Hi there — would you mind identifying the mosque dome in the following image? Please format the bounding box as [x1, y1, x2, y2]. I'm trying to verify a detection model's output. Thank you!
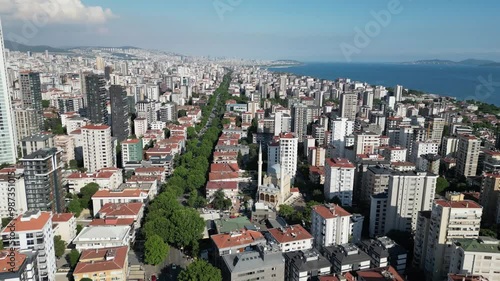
[268, 164, 281, 176]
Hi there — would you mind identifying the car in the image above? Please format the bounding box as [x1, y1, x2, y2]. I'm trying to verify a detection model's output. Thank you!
[171, 264, 177, 270]
[151, 275, 157, 281]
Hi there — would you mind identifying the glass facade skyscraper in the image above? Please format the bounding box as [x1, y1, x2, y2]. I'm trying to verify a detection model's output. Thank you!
[0, 20, 17, 164]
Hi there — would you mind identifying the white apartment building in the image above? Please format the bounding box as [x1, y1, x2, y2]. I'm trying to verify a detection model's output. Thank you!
[82, 124, 115, 173]
[449, 237, 500, 281]
[0, 169, 27, 219]
[330, 116, 354, 158]
[66, 167, 123, 194]
[410, 141, 439, 170]
[54, 135, 75, 165]
[150, 121, 166, 130]
[52, 213, 77, 244]
[0, 249, 39, 281]
[133, 117, 148, 137]
[91, 189, 149, 216]
[66, 117, 89, 134]
[382, 146, 407, 162]
[385, 171, 437, 233]
[354, 132, 381, 155]
[267, 224, 313, 253]
[1, 211, 56, 281]
[267, 133, 298, 178]
[324, 158, 355, 206]
[456, 134, 481, 178]
[311, 204, 359, 248]
[421, 196, 482, 281]
[73, 225, 131, 251]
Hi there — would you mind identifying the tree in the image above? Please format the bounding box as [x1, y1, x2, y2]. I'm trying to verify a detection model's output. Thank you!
[187, 127, 197, 139]
[278, 205, 295, 219]
[178, 109, 187, 118]
[479, 228, 497, 238]
[144, 234, 170, 265]
[67, 249, 80, 267]
[67, 197, 83, 217]
[178, 260, 222, 281]
[69, 159, 78, 169]
[54, 235, 66, 258]
[42, 100, 50, 108]
[80, 278, 93, 281]
[1, 218, 11, 228]
[212, 189, 232, 211]
[79, 183, 99, 210]
[436, 177, 450, 194]
[76, 224, 83, 235]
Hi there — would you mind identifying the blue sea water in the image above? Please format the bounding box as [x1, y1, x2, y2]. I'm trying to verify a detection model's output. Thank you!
[268, 62, 500, 105]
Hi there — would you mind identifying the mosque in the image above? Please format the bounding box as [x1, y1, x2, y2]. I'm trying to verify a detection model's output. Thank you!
[256, 144, 292, 209]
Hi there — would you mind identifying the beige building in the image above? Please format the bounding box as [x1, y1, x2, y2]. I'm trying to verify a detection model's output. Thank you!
[20, 133, 54, 157]
[14, 108, 40, 142]
[340, 93, 358, 121]
[449, 237, 500, 281]
[73, 246, 129, 281]
[480, 172, 500, 224]
[456, 135, 481, 178]
[82, 124, 115, 173]
[54, 135, 75, 165]
[52, 213, 77, 243]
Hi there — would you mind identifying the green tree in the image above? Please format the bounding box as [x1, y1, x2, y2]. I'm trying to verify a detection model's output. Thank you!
[79, 183, 99, 210]
[42, 100, 50, 108]
[67, 197, 83, 217]
[187, 127, 197, 139]
[67, 249, 80, 267]
[178, 260, 222, 281]
[436, 177, 450, 194]
[80, 278, 93, 281]
[278, 205, 295, 220]
[178, 109, 187, 118]
[69, 159, 78, 169]
[76, 224, 83, 235]
[144, 234, 170, 265]
[54, 235, 66, 258]
[1, 218, 12, 228]
[211, 189, 232, 211]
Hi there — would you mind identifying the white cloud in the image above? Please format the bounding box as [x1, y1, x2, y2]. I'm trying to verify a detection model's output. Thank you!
[0, 0, 117, 24]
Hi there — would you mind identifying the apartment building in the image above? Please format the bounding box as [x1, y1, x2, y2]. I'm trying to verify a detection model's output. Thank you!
[324, 158, 355, 206]
[82, 124, 116, 173]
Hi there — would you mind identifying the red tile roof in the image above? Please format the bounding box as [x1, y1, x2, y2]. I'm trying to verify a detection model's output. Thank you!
[211, 230, 264, 250]
[97, 203, 143, 217]
[435, 200, 482, 209]
[74, 246, 128, 274]
[89, 218, 135, 226]
[312, 204, 351, 219]
[122, 139, 141, 144]
[355, 266, 404, 281]
[268, 224, 313, 244]
[81, 124, 110, 130]
[210, 163, 239, 173]
[92, 189, 146, 198]
[209, 172, 239, 181]
[2, 212, 51, 233]
[206, 181, 238, 190]
[0, 251, 27, 273]
[52, 213, 74, 222]
[326, 158, 355, 168]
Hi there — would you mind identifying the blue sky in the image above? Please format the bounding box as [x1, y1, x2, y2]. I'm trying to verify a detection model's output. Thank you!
[1, 0, 499, 62]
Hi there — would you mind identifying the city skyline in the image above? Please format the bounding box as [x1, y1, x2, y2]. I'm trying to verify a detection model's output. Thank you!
[0, 0, 499, 62]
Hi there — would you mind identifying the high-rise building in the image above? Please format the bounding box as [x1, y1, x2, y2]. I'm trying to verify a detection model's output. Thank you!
[82, 124, 115, 172]
[311, 204, 360, 248]
[1, 211, 56, 281]
[394, 85, 403, 102]
[96, 56, 105, 71]
[415, 194, 482, 281]
[384, 171, 437, 233]
[456, 134, 481, 178]
[267, 133, 298, 178]
[121, 138, 143, 163]
[14, 108, 41, 144]
[0, 21, 17, 164]
[85, 74, 108, 124]
[354, 131, 381, 155]
[324, 158, 355, 206]
[363, 91, 374, 108]
[330, 116, 354, 158]
[292, 104, 319, 142]
[449, 237, 500, 281]
[409, 140, 439, 169]
[425, 116, 445, 142]
[159, 103, 177, 122]
[19, 72, 43, 131]
[480, 172, 500, 224]
[361, 165, 392, 205]
[20, 148, 65, 213]
[340, 93, 358, 120]
[54, 135, 75, 165]
[0, 168, 27, 218]
[110, 85, 130, 142]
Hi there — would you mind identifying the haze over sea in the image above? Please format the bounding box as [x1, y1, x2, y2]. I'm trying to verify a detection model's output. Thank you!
[269, 62, 500, 106]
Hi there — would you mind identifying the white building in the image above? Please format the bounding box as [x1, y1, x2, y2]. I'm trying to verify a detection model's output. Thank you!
[82, 124, 115, 173]
[73, 225, 131, 251]
[410, 140, 439, 169]
[324, 158, 355, 206]
[385, 171, 437, 233]
[417, 194, 483, 281]
[0, 21, 17, 164]
[354, 132, 381, 155]
[134, 117, 148, 137]
[449, 237, 500, 281]
[456, 134, 481, 178]
[330, 117, 354, 158]
[0, 249, 39, 281]
[91, 189, 149, 217]
[66, 167, 123, 194]
[311, 204, 360, 248]
[66, 117, 89, 134]
[267, 133, 298, 178]
[267, 224, 313, 253]
[0, 168, 27, 219]
[382, 146, 407, 162]
[1, 211, 56, 281]
[52, 213, 77, 244]
[150, 121, 166, 130]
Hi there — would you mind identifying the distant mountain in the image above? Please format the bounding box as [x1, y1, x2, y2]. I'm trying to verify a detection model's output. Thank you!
[67, 45, 141, 50]
[404, 58, 498, 66]
[4, 40, 69, 53]
[481, 62, 500, 67]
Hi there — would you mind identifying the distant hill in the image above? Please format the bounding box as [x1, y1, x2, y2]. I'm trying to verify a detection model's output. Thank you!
[481, 62, 500, 67]
[4, 40, 69, 53]
[404, 58, 498, 66]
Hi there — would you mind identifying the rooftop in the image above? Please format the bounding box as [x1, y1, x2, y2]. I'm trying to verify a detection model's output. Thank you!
[312, 204, 351, 219]
[214, 216, 253, 234]
[212, 230, 265, 250]
[75, 226, 130, 241]
[434, 199, 482, 209]
[0, 250, 26, 274]
[2, 211, 51, 233]
[326, 158, 355, 168]
[206, 181, 238, 190]
[81, 124, 110, 130]
[453, 237, 500, 254]
[268, 224, 313, 244]
[97, 202, 143, 217]
[92, 189, 147, 198]
[74, 246, 128, 274]
[52, 213, 74, 222]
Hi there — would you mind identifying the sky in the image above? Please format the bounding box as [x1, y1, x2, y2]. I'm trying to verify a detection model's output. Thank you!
[1, 0, 499, 62]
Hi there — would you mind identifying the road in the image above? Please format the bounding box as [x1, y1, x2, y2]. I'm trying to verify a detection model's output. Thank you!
[198, 90, 221, 136]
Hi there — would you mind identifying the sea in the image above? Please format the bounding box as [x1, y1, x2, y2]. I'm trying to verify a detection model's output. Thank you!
[268, 62, 500, 105]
